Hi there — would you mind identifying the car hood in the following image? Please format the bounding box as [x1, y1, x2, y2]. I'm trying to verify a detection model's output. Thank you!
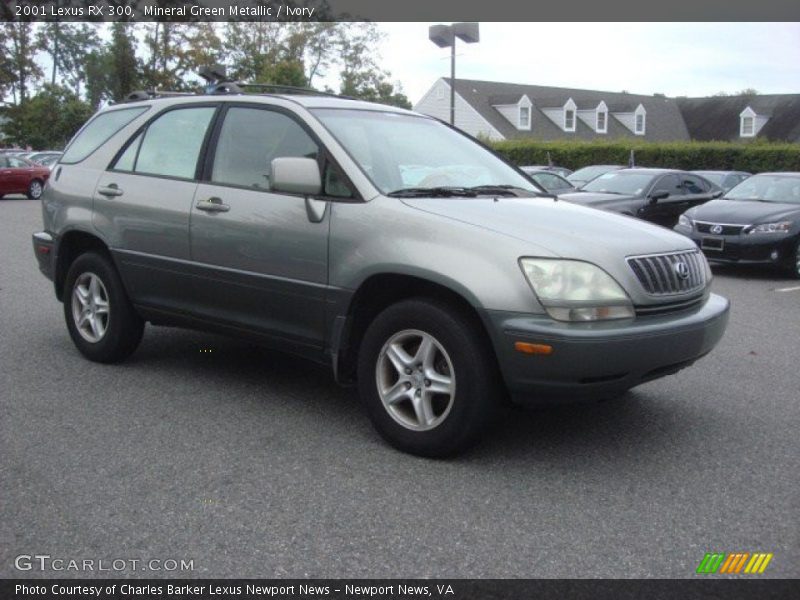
[400, 196, 694, 259]
[557, 191, 637, 205]
[688, 199, 800, 224]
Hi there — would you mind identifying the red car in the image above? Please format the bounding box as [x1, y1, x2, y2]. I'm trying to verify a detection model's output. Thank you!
[0, 155, 50, 199]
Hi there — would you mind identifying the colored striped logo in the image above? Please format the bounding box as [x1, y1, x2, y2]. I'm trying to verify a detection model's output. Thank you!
[696, 552, 773, 574]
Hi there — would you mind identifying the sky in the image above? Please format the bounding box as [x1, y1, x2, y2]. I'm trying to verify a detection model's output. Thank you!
[370, 23, 800, 105]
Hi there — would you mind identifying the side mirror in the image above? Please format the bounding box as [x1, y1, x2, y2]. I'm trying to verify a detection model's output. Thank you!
[712, 190, 724, 199]
[649, 190, 669, 203]
[271, 157, 322, 196]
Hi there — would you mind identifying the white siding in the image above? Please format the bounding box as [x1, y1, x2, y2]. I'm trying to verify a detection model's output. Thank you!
[754, 115, 769, 135]
[576, 109, 597, 130]
[541, 108, 563, 129]
[613, 112, 636, 132]
[414, 79, 504, 140]
[494, 104, 518, 126]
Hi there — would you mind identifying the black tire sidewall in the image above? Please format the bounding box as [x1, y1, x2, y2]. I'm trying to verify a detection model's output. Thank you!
[357, 298, 497, 457]
[63, 252, 143, 363]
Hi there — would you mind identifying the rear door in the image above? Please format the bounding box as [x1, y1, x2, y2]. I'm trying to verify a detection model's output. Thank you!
[0, 156, 11, 195]
[93, 104, 218, 312]
[188, 104, 333, 349]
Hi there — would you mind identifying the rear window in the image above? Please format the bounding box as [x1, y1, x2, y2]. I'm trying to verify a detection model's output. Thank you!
[61, 107, 148, 164]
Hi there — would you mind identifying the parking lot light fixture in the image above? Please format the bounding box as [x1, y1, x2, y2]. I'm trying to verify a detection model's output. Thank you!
[428, 22, 480, 125]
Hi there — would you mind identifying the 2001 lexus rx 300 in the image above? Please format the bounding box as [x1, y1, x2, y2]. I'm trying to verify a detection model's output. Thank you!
[32, 90, 729, 456]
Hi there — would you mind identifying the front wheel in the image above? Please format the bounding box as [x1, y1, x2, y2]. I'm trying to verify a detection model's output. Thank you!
[788, 242, 800, 279]
[357, 298, 500, 457]
[27, 179, 44, 200]
[63, 252, 144, 363]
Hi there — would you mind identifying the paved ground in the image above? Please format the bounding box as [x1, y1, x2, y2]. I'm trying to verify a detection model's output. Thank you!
[1, 196, 798, 579]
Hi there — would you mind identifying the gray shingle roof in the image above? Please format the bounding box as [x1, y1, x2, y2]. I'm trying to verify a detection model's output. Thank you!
[676, 94, 800, 142]
[450, 78, 691, 141]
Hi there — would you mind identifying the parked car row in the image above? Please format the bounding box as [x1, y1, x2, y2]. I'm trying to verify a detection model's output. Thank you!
[523, 163, 798, 278]
[0, 154, 51, 199]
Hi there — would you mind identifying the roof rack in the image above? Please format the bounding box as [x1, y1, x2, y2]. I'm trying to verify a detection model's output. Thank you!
[119, 66, 356, 103]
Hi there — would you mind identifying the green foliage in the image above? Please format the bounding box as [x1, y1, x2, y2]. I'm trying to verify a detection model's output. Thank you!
[1, 84, 92, 149]
[490, 139, 800, 173]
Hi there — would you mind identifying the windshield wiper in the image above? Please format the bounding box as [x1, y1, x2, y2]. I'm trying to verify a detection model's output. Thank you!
[465, 185, 526, 196]
[386, 186, 478, 198]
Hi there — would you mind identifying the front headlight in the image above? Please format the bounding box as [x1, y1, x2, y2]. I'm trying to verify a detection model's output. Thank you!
[520, 258, 635, 322]
[747, 221, 792, 234]
[678, 214, 693, 229]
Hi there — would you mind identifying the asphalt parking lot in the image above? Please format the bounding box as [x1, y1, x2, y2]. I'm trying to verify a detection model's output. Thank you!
[1, 195, 798, 579]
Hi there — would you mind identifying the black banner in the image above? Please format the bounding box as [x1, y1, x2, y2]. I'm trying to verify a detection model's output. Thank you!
[2, 580, 799, 600]
[2, 0, 800, 22]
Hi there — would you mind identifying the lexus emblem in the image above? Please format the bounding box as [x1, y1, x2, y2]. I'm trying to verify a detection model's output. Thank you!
[710, 224, 723, 234]
[675, 261, 690, 280]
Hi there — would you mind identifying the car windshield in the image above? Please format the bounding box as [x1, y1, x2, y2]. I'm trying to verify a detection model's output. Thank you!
[568, 165, 617, 183]
[580, 171, 654, 195]
[725, 174, 800, 204]
[311, 109, 538, 195]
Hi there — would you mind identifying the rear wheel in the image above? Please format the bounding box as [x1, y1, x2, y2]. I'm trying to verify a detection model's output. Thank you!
[63, 252, 144, 363]
[357, 298, 499, 457]
[27, 179, 44, 200]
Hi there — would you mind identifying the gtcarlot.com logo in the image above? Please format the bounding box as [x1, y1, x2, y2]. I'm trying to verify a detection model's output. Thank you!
[14, 554, 194, 572]
[696, 552, 773, 574]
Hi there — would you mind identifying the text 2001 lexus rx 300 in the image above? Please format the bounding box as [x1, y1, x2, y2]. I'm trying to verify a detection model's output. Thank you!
[32, 91, 730, 456]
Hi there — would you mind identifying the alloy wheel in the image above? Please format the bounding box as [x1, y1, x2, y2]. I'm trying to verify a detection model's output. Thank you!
[71, 272, 110, 343]
[375, 329, 456, 431]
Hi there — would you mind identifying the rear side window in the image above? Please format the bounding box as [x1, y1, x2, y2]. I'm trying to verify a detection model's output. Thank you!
[112, 107, 216, 180]
[211, 107, 318, 191]
[61, 107, 148, 164]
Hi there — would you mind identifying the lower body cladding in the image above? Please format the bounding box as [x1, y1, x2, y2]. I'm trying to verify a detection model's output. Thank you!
[483, 293, 729, 404]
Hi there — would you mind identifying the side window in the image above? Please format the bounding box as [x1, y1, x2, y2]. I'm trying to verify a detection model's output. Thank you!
[61, 107, 148, 164]
[0, 156, 7, 168]
[112, 132, 143, 172]
[134, 107, 216, 179]
[211, 107, 319, 191]
[324, 164, 353, 198]
[651, 174, 681, 197]
[8, 157, 28, 168]
[681, 175, 706, 194]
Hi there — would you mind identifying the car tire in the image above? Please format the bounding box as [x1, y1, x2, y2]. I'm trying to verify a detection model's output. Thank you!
[27, 179, 44, 200]
[63, 252, 144, 363]
[357, 298, 499, 457]
[788, 241, 800, 279]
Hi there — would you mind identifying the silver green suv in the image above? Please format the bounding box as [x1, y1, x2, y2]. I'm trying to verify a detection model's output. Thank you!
[32, 91, 729, 456]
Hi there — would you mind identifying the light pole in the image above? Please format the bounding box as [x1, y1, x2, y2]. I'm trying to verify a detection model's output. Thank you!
[428, 23, 480, 126]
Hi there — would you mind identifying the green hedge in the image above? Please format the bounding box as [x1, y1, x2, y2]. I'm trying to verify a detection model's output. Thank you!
[490, 139, 800, 173]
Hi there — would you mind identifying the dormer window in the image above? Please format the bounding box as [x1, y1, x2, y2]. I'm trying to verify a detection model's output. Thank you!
[519, 106, 530, 129]
[634, 105, 646, 135]
[740, 107, 757, 137]
[596, 110, 607, 133]
[564, 109, 575, 131]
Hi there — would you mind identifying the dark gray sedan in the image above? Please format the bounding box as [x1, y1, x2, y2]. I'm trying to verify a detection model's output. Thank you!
[559, 168, 723, 228]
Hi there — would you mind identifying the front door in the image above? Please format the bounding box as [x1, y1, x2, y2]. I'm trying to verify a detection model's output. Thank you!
[188, 105, 330, 349]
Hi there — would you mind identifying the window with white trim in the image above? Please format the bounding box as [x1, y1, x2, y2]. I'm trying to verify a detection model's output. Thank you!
[741, 116, 755, 137]
[519, 106, 530, 129]
[596, 111, 607, 133]
[565, 109, 575, 131]
[635, 113, 645, 134]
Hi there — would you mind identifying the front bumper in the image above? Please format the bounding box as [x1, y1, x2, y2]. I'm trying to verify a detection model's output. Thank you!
[32, 231, 55, 281]
[676, 226, 797, 266]
[483, 293, 729, 403]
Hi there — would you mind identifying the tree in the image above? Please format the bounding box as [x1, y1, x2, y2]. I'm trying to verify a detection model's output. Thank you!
[1, 84, 92, 149]
[2, 23, 43, 104]
[337, 24, 411, 108]
[37, 23, 100, 96]
[108, 23, 140, 102]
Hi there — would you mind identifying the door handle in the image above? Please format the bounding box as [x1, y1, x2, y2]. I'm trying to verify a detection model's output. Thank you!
[98, 184, 123, 197]
[196, 197, 230, 213]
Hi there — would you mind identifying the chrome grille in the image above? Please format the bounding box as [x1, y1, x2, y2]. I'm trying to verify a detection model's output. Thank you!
[627, 250, 706, 296]
[695, 221, 746, 235]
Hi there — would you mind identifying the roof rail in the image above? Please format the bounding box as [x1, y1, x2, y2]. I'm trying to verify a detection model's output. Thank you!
[121, 89, 195, 103]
